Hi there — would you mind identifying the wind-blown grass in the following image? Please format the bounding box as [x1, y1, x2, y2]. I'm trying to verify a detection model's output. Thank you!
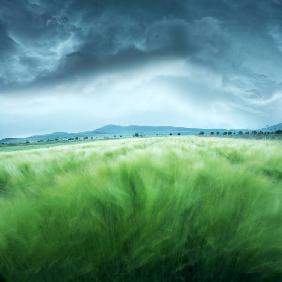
[0, 137, 282, 281]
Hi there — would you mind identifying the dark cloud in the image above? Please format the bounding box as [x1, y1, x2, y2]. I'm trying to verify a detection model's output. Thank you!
[0, 0, 281, 93]
[0, 0, 281, 136]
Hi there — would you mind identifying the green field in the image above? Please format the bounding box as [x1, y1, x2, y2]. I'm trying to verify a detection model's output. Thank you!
[0, 137, 282, 281]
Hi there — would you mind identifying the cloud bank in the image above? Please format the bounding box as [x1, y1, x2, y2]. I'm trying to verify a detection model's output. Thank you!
[0, 0, 282, 137]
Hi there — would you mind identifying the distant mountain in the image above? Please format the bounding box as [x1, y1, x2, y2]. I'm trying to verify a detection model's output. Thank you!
[263, 123, 282, 132]
[1, 123, 280, 144]
[93, 124, 214, 135]
[0, 124, 226, 144]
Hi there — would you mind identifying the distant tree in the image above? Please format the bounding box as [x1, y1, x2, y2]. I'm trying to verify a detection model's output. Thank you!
[210, 132, 214, 135]
[228, 131, 232, 135]
[169, 133, 173, 136]
[216, 132, 220, 135]
[245, 131, 250, 135]
[199, 131, 204, 135]
[134, 133, 139, 137]
[25, 140, 30, 144]
[84, 136, 88, 140]
[75, 137, 79, 140]
[114, 135, 116, 138]
[120, 135, 123, 138]
[177, 133, 181, 136]
[252, 131, 257, 135]
[238, 131, 243, 135]
[275, 130, 282, 134]
[223, 132, 227, 135]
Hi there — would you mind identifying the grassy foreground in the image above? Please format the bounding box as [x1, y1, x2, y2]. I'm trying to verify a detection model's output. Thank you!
[0, 137, 282, 281]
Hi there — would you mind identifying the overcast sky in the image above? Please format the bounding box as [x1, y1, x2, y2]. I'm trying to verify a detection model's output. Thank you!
[0, 0, 282, 138]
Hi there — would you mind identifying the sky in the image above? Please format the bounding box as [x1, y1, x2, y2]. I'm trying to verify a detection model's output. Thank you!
[0, 0, 282, 138]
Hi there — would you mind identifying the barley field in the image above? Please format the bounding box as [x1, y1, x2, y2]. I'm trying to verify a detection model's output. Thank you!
[0, 137, 282, 281]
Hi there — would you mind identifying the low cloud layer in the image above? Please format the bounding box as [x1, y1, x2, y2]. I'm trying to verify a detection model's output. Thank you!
[0, 0, 282, 137]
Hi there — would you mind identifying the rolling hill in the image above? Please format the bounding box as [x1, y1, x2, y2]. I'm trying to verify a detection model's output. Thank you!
[1, 123, 281, 144]
[263, 123, 282, 132]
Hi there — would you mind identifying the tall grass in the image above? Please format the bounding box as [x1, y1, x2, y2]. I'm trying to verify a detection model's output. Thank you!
[0, 137, 282, 281]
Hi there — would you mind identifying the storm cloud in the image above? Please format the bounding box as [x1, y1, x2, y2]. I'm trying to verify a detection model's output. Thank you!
[0, 0, 282, 137]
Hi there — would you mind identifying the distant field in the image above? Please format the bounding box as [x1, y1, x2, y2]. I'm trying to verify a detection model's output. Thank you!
[0, 137, 282, 281]
[0, 142, 67, 152]
[0, 139, 97, 153]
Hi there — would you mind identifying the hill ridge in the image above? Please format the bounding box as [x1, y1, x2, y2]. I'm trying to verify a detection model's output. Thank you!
[1, 123, 281, 144]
